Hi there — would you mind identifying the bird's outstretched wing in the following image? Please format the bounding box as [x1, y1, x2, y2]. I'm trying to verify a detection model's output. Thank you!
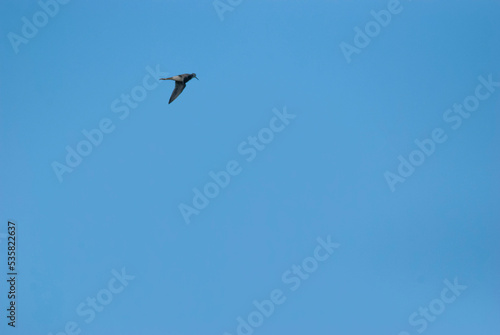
[169, 81, 186, 104]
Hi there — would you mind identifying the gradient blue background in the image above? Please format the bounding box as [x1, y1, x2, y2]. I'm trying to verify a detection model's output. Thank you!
[1, 1, 499, 334]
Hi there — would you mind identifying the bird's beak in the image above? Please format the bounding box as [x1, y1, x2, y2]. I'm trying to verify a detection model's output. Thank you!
[195, 76, 199, 80]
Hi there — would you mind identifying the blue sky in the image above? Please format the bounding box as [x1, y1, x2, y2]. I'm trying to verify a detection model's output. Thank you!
[1, 1, 499, 334]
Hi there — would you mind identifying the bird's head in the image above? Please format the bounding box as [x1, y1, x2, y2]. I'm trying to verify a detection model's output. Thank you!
[192, 73, 199, 80]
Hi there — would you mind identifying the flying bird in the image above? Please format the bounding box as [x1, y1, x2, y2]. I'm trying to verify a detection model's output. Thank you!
[160, 73, 198, 104]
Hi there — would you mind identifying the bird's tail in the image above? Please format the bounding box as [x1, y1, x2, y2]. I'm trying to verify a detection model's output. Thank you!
[159, 77, 173, 80]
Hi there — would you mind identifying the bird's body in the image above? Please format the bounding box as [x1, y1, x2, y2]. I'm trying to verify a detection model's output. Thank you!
[160, 73, 198, 104]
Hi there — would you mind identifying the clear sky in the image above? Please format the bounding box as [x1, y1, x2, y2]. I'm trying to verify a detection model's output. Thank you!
[1, 1, 499, 334]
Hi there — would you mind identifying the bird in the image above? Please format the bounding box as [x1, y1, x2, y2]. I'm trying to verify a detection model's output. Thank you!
[160, 73, 198, 104]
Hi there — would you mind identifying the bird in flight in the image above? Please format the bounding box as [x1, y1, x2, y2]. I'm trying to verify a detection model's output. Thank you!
[160, 73, 198, 104]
